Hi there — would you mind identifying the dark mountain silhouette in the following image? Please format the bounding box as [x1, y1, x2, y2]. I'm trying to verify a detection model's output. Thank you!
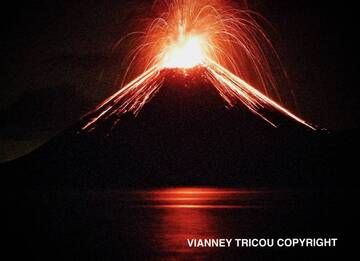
[0, 84, 91, 136]
[0, 84, 94, 162]
[1, 68, 356, 189]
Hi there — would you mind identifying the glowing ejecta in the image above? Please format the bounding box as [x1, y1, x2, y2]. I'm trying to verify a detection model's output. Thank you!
[82, 0, 315, 131]
[161, 23, 205, 69]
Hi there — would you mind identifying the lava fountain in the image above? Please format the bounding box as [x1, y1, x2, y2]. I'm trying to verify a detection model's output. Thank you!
[82, 0, 315, 131]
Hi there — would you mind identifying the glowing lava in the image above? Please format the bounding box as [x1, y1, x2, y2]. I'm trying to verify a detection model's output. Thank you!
[162, 35, 204, 69]
[82, 0, 315, 131]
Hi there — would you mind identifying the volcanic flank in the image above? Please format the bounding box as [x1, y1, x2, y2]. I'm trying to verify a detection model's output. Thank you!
[81, 65, 315, 132]
[2, 67, 342, 189]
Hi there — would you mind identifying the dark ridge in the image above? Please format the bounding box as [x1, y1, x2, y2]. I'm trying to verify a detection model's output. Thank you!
[0, 84, 91, 137]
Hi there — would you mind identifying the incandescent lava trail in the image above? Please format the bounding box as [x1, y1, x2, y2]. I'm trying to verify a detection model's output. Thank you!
[82, 0, 315, 131]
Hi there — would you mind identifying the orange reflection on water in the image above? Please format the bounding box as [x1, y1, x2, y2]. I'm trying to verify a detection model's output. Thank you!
[156, 205, 217, 256]
[131, 187, 264, 257]
[135, 187, 261, 209]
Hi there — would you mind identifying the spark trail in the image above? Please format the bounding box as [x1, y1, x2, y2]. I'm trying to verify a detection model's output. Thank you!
[205, 59, 315, 129]
[83, 65, 163, 131]
[82, 0, 315, 131]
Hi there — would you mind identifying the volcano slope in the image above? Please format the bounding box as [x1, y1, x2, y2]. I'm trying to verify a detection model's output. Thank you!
[1, 67, 353, 189]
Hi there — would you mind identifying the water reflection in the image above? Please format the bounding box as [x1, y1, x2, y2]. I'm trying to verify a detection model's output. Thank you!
[135, 187, 263, 209]
[126, 188, 267, 259]
[34, 187, 338, 260]
[22, 188, 338, 260]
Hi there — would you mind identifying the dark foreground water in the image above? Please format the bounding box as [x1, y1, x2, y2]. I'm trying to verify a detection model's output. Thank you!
[11, 187, 349, 260]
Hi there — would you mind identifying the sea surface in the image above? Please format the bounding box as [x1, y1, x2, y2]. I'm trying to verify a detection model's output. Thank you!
[15, 187, 346, 260]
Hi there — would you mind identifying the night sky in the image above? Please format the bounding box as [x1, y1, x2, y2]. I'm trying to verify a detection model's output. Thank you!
[1, 0, 359, 161]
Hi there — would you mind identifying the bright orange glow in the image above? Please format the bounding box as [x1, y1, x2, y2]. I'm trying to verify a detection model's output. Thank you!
[82, 0, 315, 131]
[117, 0, 283, 96]
[135, 187, 262, 208]
[162, 34, 204, 68]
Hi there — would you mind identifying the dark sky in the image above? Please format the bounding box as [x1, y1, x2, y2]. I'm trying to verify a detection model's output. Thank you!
[1, 0, 359, 160]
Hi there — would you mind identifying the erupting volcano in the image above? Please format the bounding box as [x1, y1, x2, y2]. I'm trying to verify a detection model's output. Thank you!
[82, 0, 315, 131]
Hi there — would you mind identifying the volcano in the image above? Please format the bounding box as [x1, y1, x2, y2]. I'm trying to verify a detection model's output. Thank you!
[2, 67, 346, 189]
